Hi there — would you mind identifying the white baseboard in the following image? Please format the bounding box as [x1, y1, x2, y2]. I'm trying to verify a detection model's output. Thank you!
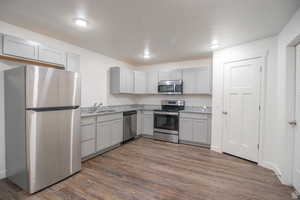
[0, 169, 6, 179]
[260, 161, 288, 185]
[210, 145, 222, 153]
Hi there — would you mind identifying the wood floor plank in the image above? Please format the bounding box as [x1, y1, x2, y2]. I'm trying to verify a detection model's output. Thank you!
[0, 138, 294, 200]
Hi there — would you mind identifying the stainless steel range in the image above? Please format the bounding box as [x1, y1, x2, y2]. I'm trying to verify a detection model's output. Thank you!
[154, 100, 185, 143]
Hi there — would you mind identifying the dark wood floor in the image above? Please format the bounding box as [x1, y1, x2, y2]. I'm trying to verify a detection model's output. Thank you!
[0, 138, 294, 200]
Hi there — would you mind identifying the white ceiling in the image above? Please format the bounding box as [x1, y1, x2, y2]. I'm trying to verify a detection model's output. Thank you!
[0, 0, 299, 65]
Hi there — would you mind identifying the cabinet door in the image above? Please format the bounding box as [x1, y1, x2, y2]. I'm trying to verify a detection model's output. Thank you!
[3, 35, 38, 60]
[80, 123, 96, 142]
[182, 68, 195, 94]
[66, 53, 80, 73]
[38, 45, 66, 65]
[158, 71, 171, 81]
[137, 111, 142, 135]
[182, 67, 211, 94]
[193, 119, 209, 144]
[159, 70, 182, 81]
[146, 71, 158, 94]
[111, 119, 123, 145]
[128, 70, 134, 93]
[170, 69, 182, 80]
[96, 121, 112, 151]
[120, 68, 134, 93]
[134, 71, 146, 93]
[81, 140, 96, 158]
[179, 118, 193, 141]
[142, 112, 153, 135]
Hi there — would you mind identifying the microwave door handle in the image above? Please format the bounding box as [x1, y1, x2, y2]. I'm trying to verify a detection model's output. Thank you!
[173, 84, 176, 92]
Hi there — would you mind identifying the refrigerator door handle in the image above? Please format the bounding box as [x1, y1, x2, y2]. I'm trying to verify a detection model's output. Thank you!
[27, 106, 80, 112]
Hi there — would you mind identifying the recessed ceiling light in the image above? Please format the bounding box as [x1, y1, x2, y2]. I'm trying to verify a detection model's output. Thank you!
[210, 44, 220, 50]
[143, 49, 151, 59]
[73, 18, 88, 28]
[210, 40, 220, 50]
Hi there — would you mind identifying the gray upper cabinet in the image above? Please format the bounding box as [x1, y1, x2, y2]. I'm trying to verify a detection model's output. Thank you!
[110, 66, 211, 95]
[3, 35, 38, 60]
[158, 69, 182, 81]
[182, 67, 211, 94]
[38, 45, 66, 66]
[146, 71, 159, 94]
[66, 53, 80, 73]
[134, 71, 147, 94]
[110, 67, 134, 94]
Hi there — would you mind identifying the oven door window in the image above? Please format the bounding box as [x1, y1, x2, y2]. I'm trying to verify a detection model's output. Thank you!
[158, 85, 174, 93]
[154, 114, 179, 131]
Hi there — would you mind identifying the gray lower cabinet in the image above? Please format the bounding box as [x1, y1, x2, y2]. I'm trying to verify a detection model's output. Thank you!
[111, 119, 123, 145]
[80, 117, 96, 158]
[179, 113, 211, 147]
[81, 113, 123, 159]
[142, 111, 154, 136]
[137, 110, 143, 135]
[96, 113, 123, 152]
[97, 121, 111, 151]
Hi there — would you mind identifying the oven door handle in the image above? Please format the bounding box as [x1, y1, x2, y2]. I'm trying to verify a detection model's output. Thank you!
[154, 112, 179, 116]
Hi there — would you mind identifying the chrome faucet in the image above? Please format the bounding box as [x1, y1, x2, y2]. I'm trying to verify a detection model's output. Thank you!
[91, 102, 103, 112]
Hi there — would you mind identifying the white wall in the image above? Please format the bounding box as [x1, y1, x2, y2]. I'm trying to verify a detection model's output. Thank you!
[277, 7, 300, 185]
[212, 37, 281, 178]
[0, 20, 136, 178]
[134, 59, 212, 106]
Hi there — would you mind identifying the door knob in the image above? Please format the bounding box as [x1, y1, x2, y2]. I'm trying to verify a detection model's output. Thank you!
[288, 121, 297, 126]
[222, 111, 228, 115]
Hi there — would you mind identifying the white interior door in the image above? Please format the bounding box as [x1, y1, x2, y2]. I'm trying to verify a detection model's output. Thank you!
[223, 59, 262, 162]
[294, 44, 300, 192]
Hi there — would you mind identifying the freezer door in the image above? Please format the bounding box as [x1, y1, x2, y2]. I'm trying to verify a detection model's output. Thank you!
[26, 65, 80, 109]
[26, 108, 81, 193]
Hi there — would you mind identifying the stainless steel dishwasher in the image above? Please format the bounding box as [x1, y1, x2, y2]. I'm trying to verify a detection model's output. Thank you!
[123, 111, 137, 142]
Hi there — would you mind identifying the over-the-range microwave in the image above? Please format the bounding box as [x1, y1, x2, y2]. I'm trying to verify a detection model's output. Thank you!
[158, 80, 183, 95]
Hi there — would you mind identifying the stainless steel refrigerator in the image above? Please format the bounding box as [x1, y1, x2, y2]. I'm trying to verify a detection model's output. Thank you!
[4, 65, 81, 193]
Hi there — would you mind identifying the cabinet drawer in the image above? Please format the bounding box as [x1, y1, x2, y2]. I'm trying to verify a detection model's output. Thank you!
[38, 45, 66, 65]
[81, 117, 96, 125]
[180, 112, 208, 120]
[143, 111, 153, 115]
[3, 35, 38, 60]
[81, 124, 95, 141]
[97, 113, 123, 122]
[81, 139, 96, 158]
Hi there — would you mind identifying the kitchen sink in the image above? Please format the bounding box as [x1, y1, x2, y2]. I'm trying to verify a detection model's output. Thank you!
[96, 109, 116, 113]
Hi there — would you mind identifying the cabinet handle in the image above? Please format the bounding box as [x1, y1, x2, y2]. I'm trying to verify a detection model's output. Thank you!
[288, 121, 297, 126]
[222, 111, 228, 115]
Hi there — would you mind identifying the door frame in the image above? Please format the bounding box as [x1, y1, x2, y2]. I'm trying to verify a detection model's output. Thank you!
[221, 53, 267, 166]
[287, 41, 300, 190]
